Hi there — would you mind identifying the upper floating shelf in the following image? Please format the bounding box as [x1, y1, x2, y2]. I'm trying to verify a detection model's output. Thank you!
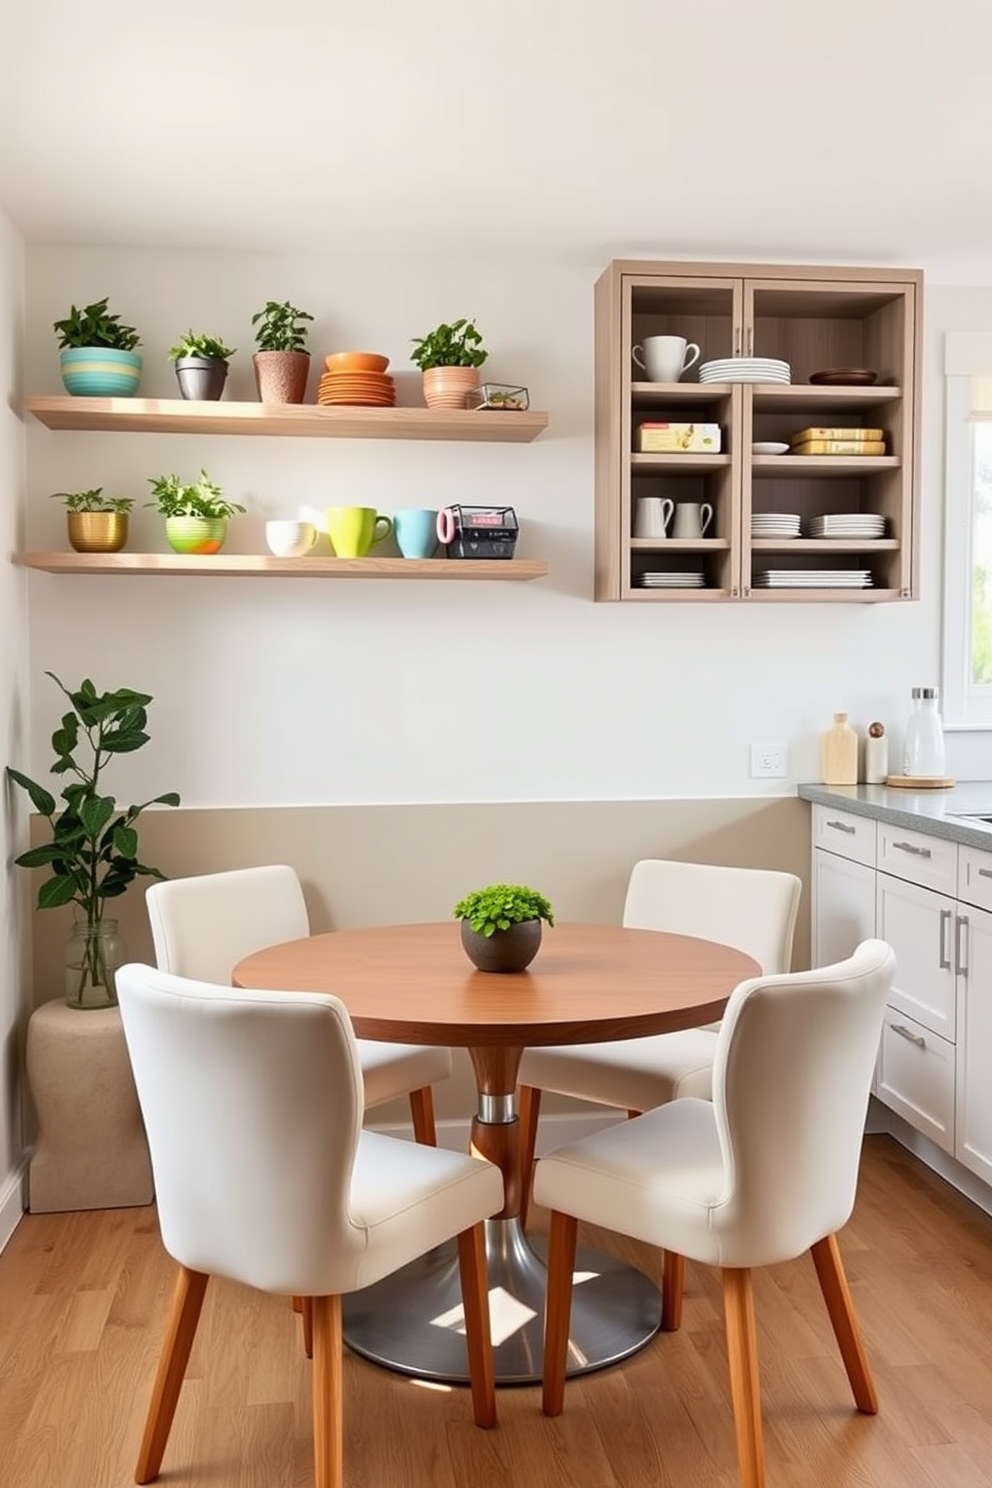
[22, 396, 550, 443]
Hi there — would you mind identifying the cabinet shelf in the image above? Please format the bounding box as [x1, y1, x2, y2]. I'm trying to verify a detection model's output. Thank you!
[23, 396, 550, 443]
[15, 552, 549, 580]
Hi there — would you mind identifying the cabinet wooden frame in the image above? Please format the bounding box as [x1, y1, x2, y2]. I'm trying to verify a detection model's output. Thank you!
[594, 259, 923, 603]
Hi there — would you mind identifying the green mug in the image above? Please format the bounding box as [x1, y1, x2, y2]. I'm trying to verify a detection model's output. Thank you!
[326, 506, 393, 558]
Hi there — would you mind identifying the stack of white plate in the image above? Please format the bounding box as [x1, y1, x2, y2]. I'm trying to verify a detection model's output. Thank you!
[808, 513, 886, 539]
[751, 512, 801, 539]
[754, 570, 873, 588]
[636, 571, 706, 589]
[699, 357, 791, 384]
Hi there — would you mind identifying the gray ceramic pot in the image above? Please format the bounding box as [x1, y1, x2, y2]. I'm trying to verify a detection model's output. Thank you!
[460, 918, 542, 973]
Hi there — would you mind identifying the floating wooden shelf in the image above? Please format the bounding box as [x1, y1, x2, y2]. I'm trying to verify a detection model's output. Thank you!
[15, 552, 549, 581]
[23, 396, 550, 443]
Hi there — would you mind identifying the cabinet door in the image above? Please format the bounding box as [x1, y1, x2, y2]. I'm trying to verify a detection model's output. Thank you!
[955, 906, 992, 1186]
[875, 873, 956, 1040]
[877, 1010, 955, 1153]
[812, 848, 876, 966]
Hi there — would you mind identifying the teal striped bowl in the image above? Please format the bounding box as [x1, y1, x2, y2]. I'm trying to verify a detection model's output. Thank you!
[60, 347, 142, 397]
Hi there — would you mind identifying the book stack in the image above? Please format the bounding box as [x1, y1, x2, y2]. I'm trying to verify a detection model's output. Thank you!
[790, 426, 886, 456]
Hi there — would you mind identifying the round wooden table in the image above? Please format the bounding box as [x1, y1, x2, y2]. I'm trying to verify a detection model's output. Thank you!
[233, 921, 758, 1384]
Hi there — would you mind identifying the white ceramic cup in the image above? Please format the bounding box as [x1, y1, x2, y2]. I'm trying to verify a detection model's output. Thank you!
[265, 519, 318, 557]
[631, 335, 702, 383]
[633, 495, 674, 539]
[671, 502, 713, 539]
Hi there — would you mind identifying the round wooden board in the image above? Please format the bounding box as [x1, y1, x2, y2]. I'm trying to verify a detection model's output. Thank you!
[885, 774, 956, 789]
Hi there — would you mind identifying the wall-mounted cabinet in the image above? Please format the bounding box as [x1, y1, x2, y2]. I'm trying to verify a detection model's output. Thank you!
[594, 259, 922, 602]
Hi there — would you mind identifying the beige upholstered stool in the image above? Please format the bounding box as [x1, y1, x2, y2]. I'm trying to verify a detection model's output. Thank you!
[26, 998, 153, 1212]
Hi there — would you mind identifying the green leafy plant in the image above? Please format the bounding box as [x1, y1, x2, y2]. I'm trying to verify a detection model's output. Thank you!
[452, 882, 555, 937]
[51, 488, 134, 514]
[53, 296, 141, 351]
[411, 318, 488, 371]
[251, 300, 314, 353]
[168, 329, 236, 361]
[6, 674, 180, 1006]
[145, 470, 246, 520]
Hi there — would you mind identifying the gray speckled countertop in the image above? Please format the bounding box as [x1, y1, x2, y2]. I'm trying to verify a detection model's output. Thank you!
[797, 781, 992, 851]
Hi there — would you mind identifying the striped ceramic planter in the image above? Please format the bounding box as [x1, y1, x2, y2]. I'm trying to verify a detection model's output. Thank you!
[60, 347, 143, 397]
[164, 517, 228, 554]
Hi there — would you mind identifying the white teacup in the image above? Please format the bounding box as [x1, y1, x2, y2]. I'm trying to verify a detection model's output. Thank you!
[671, 502, 713, 540]
[265, 519, 318, 558]
[631, 335, 701, 383]
[633, 495, 674, 539]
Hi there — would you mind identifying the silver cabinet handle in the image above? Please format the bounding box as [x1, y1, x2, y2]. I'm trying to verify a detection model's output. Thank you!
[733, 326, 742, 356]
[956, 913, 969, 977]
[939, 908, 952, 970]
[826, 819, 856, 834]
[890, 1022, 926, 1048]
[978, 867, 992, 880]
[745, 326, 754, 356]
[891, 840, 932, 858]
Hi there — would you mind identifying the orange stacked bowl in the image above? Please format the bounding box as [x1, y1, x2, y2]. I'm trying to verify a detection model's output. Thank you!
[318, 351, 395, 407]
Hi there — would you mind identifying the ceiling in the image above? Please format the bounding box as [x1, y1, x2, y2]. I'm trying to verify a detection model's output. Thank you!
[2, 0, 991, 279]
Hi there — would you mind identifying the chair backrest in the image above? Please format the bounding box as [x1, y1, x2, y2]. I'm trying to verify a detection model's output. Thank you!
[622, 858, 802, 975]
[117, 962, 366, 1296]
[145, 865, 310, 983]
[708, 938, 896, 1266]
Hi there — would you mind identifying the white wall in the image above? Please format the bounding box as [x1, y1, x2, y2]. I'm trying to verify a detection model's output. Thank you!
[22, 245, 955, 809]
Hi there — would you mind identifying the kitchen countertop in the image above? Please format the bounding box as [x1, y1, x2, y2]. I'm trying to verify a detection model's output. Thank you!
[798, 781, 992, 851]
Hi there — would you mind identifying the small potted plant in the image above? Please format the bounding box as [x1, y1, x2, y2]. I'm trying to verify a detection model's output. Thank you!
[52, 488, 135, 553]
[168, 329, 236, 401]
[53, 295, 143, 397]
[6, 673, 180, 1008]
[250, 299, 314, 404]
[410, 317, 488, 410]
[146, 469, 246, 554]
[452, 882, 554, 973]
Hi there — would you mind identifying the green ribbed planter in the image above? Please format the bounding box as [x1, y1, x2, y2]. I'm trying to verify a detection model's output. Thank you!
[60, 346, 142, 397]
[164, 516, 228, 555]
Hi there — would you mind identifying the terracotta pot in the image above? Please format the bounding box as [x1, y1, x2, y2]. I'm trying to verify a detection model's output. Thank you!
[67, 511, 128, 553]
[422, 366, 480, 410]
[460, 918, 542, 973]
[252, 350, 311, 405]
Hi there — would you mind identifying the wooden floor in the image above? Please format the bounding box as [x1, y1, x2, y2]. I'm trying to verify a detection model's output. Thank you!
[2, 1134, 992, 1488]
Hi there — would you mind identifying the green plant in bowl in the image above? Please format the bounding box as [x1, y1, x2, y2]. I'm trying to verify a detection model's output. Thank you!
[453, 883, 555, 937]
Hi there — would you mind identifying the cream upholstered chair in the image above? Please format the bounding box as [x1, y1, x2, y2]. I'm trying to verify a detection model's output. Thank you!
[145, 865, 452, 1143]
[117, 963, 503, 1488]
[535, 939, 896, 1488]
[517, 859, 802, 1221]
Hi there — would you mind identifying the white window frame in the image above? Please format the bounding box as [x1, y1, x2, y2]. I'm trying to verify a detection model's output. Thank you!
[942, 332, 992, 729]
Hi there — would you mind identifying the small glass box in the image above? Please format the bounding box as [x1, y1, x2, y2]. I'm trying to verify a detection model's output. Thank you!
[466, 383, 530, 411]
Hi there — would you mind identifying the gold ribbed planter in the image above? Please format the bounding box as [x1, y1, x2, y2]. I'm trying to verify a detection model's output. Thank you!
[67, 512, 129, 553]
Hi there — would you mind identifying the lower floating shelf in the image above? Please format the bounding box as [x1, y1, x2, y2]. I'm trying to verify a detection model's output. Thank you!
[16, 552, 548, 581]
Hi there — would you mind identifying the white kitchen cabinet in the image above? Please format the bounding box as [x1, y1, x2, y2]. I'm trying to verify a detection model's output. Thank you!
[812, 839, 876, 968]
[954, 851, 992, 1187]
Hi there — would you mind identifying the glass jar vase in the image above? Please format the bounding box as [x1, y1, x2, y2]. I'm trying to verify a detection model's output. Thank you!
[64, 918, 127, 1010]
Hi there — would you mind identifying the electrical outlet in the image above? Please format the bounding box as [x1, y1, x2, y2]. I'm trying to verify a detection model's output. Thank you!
[750, 743, 788, 778]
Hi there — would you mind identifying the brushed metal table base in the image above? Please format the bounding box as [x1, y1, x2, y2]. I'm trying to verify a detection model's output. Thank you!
[342, 1215, 661, 1386]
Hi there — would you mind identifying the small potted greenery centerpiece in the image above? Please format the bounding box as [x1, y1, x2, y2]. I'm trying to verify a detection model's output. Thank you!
[410, 317, 488, 410]
[6, 673, 180, 1008]
[250, 299, 314, 404]
[453, 882, 554, 973]
[53, 295, 143, 397]
[168, 329, 236, 401]
[52, 488, 135, 553]
[146, 469, 246, 554]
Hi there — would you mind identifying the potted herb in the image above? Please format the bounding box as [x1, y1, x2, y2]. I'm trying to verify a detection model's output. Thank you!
[146, 469, 246, 554]
[452, 882, 554, 973]
[250, 299, 314, 404]
[168, 329, 236, 402]
[53, 295, 143, 397]
[410, 318, 488, 410]
[52, 488, 135, 553]
[6, 673, 180, 1008]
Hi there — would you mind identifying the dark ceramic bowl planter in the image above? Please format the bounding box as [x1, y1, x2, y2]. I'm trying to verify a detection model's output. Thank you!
[460, 918, 542, 973]
[174, 355, 229, 401]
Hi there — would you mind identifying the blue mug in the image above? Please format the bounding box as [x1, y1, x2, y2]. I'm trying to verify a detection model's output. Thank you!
[394, 508, 439, 559]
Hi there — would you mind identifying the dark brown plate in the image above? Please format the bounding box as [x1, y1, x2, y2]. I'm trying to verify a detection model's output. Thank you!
[809, 368, 878, 386]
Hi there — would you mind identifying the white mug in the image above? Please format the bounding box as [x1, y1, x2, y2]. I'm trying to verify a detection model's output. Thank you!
[265, 519, 318, 557]
[633, 495, 674, 539]
[631, 335, 701, 383]
[671, 502, 713, 540]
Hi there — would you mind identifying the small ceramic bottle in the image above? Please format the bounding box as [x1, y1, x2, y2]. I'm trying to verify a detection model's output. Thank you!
[822, 712, 858, 785]
[864, 721, 889, 784]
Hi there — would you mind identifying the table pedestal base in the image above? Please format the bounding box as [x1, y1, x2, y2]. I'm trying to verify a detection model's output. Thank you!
[342, 1216, 660, 1385]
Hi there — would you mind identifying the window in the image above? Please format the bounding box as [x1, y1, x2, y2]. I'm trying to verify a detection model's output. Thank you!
[942, 333, 992, 728]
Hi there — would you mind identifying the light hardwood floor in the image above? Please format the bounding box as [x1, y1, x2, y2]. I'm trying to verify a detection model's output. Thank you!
[2, 1134, 992, 1488]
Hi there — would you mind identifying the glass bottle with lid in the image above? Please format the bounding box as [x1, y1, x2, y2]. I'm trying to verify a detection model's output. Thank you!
[903, 686, 945, 776]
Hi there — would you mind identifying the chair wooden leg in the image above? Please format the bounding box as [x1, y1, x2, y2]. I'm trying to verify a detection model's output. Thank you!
[311, 1294, 343, 1488]
[457, 1223, 497, 1428]
[810, 1233, 879, 1414]
[662, 1251, 685, 1331]
[542, 1210, 579, 1417]
[516, 1084, 541, 1230]
[302, 1295, 314, 1358]
[135, 1265, 209, 1484]
[722, 1268, 765, 1488]
[409, 1086, 437, 1146]
[292, 1295, 304, 1313]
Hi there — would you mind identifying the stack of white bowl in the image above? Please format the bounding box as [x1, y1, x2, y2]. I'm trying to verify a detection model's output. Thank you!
[699, 357, 791, 384]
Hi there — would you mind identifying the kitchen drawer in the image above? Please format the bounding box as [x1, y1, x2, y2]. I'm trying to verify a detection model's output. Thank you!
[813, 805, 876, 867]
[875, 873, 956, 1040]
[957, 845, 992, 912]
[877, 822, 957, 894]
[877, 1006, 955, 1154]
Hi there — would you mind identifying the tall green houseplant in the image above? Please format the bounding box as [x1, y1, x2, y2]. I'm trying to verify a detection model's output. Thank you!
[7, 674, 180, 1008]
